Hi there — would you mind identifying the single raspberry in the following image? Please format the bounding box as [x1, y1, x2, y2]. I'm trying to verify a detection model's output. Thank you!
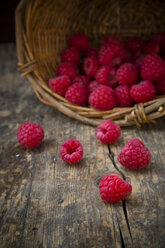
[134, 54, 146, 69]
[123, 50, 133, 63]
[101, 35, 123, 47]
[89, 86, 116, 110]
[150, 32, 165, 54]
[83, 56, 100, 77]
[60, 138, 83, 164]
[56, 62, 77, 79]
[144, 42, 160, 55]
[65, 83, 88, 106]
[99, 43, 124, 67]
[17, 122, 44, 149]
[141, 54, 165, 82]
[115, 85, 133, 107]
[68, 33, 89, 52]
[88, 81, 101, 95]
[118, 138, 151, 169]
[117, 63, 139, 85]
[130, 80, 155, 103]
[96, 120, 121, 144]
[84, 47, 98, 57]
[72, 75, 91, 87]
[155, 80, 165, 95]
[99, 174, 132, 203]
[49, 75, 71, 96]
[95, 65, 118, 88]
[61, 47, 80, 64]
[125, 37, 145, 54]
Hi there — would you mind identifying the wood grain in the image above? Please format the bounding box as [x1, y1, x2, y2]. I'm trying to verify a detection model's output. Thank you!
[0, 44, 165, 248]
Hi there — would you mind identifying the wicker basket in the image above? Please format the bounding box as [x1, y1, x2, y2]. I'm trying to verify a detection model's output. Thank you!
[15, 0, 165, 127]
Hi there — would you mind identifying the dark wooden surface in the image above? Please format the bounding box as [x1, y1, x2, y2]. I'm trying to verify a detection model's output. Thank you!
[0, 44, 165, 248]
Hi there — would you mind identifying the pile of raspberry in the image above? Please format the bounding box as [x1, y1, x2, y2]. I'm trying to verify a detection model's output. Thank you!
[49, 32, 165, 110]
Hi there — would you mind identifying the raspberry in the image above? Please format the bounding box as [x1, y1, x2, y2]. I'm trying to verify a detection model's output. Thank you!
[115, 85, 133, 107]
[144, 42, 160, 55]
[83, 56, 100, 77]
[89, 86, 116, 110]
[134, 54, 146, 69]
[68, 33, 89, 52]
[96, 120, 121, 144]
[150, 32, 165, 54]
[17, 122, 44, 149]
[123, 50, 133, 63]
[65, 83, 88, 106]
[99, 174, 132, 203]
[130, 80, 155, 103]
[117, 63, 139, 85]
[95, 65, 118, 88]
[101, 35, 123, 47]
[72, 75, 91, 87]
[84, 47, 98, 57]
[99, 43, 124, 67]
[118, 138, 151, 169]
[49, 76, 71, 96]
[88, 81, 101, 95]
[155, 80, 165, 95]
[57, 62, 77, 79]
[125, 37, 145, 54]
[141, 54, 165, 82]
[61, 47, 80, 64]
[60, 138, 83, 164]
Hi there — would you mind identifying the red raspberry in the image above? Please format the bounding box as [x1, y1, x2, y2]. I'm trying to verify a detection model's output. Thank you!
[150, 32, 165, 54]
[57, 62, 77, 79]
[61, 47, 80, 64]
[17, 122, 44, 149]
[125, 37, 145, 54]
[72, 75, 91, 87]
[49, 76, 71, 96]
[118, 138, 151, 169]
[99, 43, 124, 67]
[88, 81, 101, 95]
[83, 56, 100, 77]
[89, 86, 116, 110]
[134, 54, 146, 69]
[117, 63, 139, 86]
[115, 85, 133, 107]
[141, 54, 165, 82]
[144, 42, 160, 55]
[96, 120, 121, 144]
[155, 80, 165, 95]
[130, 80, 155, 103]
[84, 47, 98, 57]
[60, 138, 83, 164]
[68, 33, 89, 52]
[95, 65, 118, 88]
[123, 50, 133, 63]
[101, 35, 123, 47]
[65, 83, 88, 106]
[99, 174, 132, 203]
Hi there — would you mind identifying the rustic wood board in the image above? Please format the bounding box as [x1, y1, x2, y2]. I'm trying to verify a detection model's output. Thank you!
[0, 44, 165, 248]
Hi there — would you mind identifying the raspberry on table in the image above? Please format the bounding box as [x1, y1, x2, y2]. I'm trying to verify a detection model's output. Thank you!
[65, 83, 88, 106]
[155, 80, 165, 95]
[84, 47, 98, 57]
[115, 85, 133, 107]
[72, 75, 91, 88]
[95, 65, 117, 88]
[130, 80, 156, 103]
[49, 75, 71, 96]
[60, 138, 83, 164]
[96, 120, 121, 144]
[56, 62, 77, 79]
[17, 122, 44, 149]
[88, 81, 101, 95]
[117, 63, 139, 86]
[101, 35, 123, 47]
[118, 138, 151, 169]
[89, 86, 117, 110]
[83, 56, 100, 78]
[68, 33, 89, 52]
[61, 47, 80, 64]
[125, 36, 145, 54]
[99, 174, 132, 203]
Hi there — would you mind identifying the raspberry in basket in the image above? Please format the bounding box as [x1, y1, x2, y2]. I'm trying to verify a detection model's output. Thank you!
[49, 75, 71, 96]
[61, 47, 80, 64]
[68, 33, 89, 52]
[99, 174, 132, 203]
[125, 36, 145, 54]
[84, 47, 98, 57]
[95, 65, 117, 88]
[117, 63, 139, 86]
[155, 79, 165, 95]
[115, 85, 133, 107]
[88, 81, 101, 95]
[60, 138, 83, 164]
[118, 138, 151, 169]
[149, 32, 165, 54]
[65, 83, 88, 106]
[17, 122, 44, 149]
[56, 62, 77, 79]
[101, 35, 123, 47]
[144, 42, 160, 55]
[83, 56, 100, 78]
[72, 75, 91, 87]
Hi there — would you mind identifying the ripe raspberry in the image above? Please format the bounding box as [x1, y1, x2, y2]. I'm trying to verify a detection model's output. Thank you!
[115, 85, 133, 107]
[144, 42, 160, 55]
[130, 80, 155, 103]
[95, 65, 118, 88]
[57, 62, 77, 79]
[65, 83, 88, 106]
[88, 81, 101, 95]
[125, 37, 145, 54]
[134, 54, 146, 69]
[89, 86, 116, 110]
[83, 56, 100, 77]
[118, 138, 151, 169]
[99, 174, 132, 203]
[49, 76, 71, 96]
[123, 50, 133, 63]
[150, 32, 165, 54]
[60, 138, 83, 164]
[68, 33, 89, 52]
[17, 122, 44, 149]
[96, 120, 121, 144]
[84, 47, 98, 57]
[61, 47, 80, 64]
[117, 63, 139, 85]
[101, 35, 123, 47]
[141, 54, 165, 81]
[99, 43, 124, 67]
[72, 75, 91, 87]
[155, 80, 165, 95]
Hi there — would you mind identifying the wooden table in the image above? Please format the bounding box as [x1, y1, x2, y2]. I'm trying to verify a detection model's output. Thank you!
[0, 44, 165, 248]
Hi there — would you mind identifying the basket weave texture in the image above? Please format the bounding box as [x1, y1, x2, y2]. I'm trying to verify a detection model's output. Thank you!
[16, 0, 165, 126]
